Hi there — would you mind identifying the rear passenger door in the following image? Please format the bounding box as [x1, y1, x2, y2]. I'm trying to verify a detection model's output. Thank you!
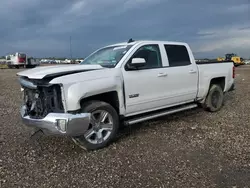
[163, 44, 198, 104]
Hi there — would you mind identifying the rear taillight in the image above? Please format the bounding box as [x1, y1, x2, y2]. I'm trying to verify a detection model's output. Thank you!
[232, 66, 235, 78]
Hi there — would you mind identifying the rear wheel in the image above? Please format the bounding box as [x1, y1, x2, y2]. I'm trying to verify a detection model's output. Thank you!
[71, 100, 119, 151]
[203, 84, 224, 112]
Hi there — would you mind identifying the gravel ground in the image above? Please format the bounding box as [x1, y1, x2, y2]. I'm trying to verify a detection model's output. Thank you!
[0, 66, 250, 188]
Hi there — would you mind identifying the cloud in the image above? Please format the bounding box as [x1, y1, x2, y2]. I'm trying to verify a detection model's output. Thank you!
[239, 26, 250, 30]
[191, 23, 250, 58]
[0, 0, 249, 58]
[197, 31, 216, 37]
[123, 0, 163, 10]
[226, 3, 250, 13]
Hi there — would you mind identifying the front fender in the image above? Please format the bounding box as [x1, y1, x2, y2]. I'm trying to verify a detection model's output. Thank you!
[63, 76, 125, 113]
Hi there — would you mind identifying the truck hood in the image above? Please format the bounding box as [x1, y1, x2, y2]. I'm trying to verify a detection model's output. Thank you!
[49, 67, 121, 85]
[16, 64, 104, 79]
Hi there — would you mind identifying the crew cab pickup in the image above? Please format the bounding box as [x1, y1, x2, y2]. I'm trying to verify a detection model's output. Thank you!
[17, 40, 235, 150]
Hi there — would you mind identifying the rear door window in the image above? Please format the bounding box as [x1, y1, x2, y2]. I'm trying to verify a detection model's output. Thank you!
[164, 45, 191, 67]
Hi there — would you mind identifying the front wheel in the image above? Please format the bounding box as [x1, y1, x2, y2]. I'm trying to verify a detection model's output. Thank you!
[71, 100, 119, 151]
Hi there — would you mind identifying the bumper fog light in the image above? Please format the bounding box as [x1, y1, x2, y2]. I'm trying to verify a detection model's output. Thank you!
[56, 119, 67, 132]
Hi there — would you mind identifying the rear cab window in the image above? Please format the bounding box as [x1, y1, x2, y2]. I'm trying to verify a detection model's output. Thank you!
[164, 44, 191, 67]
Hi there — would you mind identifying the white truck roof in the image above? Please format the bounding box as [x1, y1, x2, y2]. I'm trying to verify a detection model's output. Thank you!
[107, 40, 188, 47]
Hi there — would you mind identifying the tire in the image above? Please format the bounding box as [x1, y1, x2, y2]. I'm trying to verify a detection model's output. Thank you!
[203, 84, 224, 112]
[71, 100, 119, 151]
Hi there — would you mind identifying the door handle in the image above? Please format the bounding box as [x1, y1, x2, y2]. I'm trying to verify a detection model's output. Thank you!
[189, 69, 197, 74]
[157, 72, 168, 77]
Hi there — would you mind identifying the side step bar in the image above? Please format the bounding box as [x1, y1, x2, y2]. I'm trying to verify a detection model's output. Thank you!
[124, 103, 198, 125]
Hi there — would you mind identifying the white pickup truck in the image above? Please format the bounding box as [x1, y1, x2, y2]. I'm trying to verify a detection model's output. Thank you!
[17, 40, 235, 150]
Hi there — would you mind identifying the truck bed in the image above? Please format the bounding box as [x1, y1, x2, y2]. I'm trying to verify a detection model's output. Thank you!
[196, 60, 234, 101]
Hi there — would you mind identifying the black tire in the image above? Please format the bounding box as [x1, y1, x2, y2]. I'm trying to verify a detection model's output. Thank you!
[71, 100, 119, 151]
[203, 84, 224, 112]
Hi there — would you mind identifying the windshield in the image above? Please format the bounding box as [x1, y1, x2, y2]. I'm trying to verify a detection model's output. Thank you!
[80, 45, 133, 67]
[18, 53, 26, 58]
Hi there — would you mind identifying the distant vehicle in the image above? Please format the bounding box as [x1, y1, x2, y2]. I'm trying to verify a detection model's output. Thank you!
[217, 53, 244, 66]
[225, 53, 244, 66]
[6, 52, 39, 68]
[217, 57, 225, 61]
[27, 57, 40, 68]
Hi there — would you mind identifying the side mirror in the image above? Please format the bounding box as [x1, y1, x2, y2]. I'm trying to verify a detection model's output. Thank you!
[131, 58, 146, 67]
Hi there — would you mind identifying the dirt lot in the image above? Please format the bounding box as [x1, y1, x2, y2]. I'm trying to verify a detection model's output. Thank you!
[0, 66, 250, 188]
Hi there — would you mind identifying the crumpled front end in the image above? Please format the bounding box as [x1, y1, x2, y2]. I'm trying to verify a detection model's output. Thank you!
[19, 77, 90, 136]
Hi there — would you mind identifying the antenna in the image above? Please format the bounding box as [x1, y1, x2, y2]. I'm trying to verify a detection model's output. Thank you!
[128, 38, 134, 43]
[70, 36, 72, 60]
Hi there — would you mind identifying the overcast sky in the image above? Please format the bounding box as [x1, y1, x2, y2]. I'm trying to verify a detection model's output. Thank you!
[0, 0, 249, 58]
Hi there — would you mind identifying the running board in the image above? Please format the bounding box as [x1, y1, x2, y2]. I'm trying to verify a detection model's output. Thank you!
[124, 103, 198, 125]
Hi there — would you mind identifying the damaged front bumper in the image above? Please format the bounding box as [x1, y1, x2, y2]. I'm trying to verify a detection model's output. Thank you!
[20, 105, 90, 136]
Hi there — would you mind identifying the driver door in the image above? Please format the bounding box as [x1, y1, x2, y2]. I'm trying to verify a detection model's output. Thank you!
[121, 44, 169, 116]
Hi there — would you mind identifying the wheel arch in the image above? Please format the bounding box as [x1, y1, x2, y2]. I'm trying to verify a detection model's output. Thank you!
[80, 91, 121, 115]
[209, 77, 225, 91]
[198, 76, 226, 104]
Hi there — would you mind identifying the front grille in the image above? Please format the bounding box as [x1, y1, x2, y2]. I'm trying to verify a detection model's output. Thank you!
[22, 84, 64, 119]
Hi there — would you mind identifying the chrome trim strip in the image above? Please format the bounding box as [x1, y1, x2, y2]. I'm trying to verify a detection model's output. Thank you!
[126, 104, 198, 125]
